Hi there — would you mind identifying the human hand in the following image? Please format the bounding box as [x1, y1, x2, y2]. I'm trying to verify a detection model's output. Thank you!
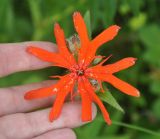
[0, 42, 97, 139]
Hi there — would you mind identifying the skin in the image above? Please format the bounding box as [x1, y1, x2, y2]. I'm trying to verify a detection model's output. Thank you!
[0, 41, 97, 139]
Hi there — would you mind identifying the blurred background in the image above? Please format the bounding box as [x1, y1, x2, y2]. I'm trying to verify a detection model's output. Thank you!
[0, 0, 160, 138]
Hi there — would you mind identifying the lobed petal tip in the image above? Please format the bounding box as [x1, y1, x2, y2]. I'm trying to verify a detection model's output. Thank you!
[133, 57, 137, 60]
[106, 119, 112, 125]
[49, 111, 58, 122]
[131, 90, 140, 97]
[24, 94, 31, 100]
[129, 57, 137, 64]
[54, 23, 61, 30]
[114, 25, 121, 32]
[54, 23, 62, 35]
[26, 46, 35, 53]
[136, 91, 140, 97]
[73, 11, 82, 23]
[49, 114, 54, 122]
[109, 25, 121, 33]
[49, 117, 54, 122]
[132, 58, 137, 63]
[73, 11, 81, 17]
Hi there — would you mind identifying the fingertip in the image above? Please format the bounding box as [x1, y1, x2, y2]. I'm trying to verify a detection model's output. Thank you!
[33, 128, 77, 139]
[64, 128, 77, 139]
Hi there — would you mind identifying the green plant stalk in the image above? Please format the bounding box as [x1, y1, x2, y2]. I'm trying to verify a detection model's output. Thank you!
[112, 120, 160, 136]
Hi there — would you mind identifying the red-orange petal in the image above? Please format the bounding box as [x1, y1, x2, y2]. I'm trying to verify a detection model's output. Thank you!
[89, 73, 140, 97]
[87, 57, 137, 74]
[49, 75, 75, 121]
[106, 75, 140, 97]
[73, 12, 89, 49]
[24, 85, 56, 100]
[104, 57, 137, 73]
[84, 25, 120, 66]
[82, 77, 111, 125]
[54, 23, 76, 66]
[27, 46, 70, 68]
[78, 78, 92, 121]
[91, 25, 120, 49]
[73, 12, 90, 65]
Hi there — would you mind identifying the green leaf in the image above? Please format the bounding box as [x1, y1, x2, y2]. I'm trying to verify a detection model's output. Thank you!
[97, 90, 124, 113]
[139, 24, 160, 67]
[0, 0, 15, 41]
[83, 10, 91, 39]
[119, 1, 130, 15]
[152, 98, 160, 118]
[102, 0, 118, 26]
[128, 0, 144, 16]
[150, 79, 160, 95]
[28, 0, 42, 27]
[129, 13, 147, 31]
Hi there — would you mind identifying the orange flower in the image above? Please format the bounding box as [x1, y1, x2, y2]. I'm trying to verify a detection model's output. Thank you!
[24, 12, 140, 125]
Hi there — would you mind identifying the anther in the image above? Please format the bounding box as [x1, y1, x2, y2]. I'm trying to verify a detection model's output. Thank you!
[77, 70, 84, 76]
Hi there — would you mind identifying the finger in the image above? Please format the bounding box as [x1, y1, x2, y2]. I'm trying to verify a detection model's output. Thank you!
[0, 102, 97, 139]
[32, 128, 76, 139]
[0, 41, 57, 77]
[0, 80, 56, 116]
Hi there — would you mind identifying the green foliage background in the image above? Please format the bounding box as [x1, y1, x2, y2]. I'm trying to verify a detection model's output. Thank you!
[0, 0, 160, 138]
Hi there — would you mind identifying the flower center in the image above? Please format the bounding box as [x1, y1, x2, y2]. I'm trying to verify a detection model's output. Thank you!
[76, 69, 84, 76]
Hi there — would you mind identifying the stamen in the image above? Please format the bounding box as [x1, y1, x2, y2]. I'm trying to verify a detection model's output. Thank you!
[98, 80, 105, 93]
[77, 69, 84, 76]
[98, 54, 112, 66]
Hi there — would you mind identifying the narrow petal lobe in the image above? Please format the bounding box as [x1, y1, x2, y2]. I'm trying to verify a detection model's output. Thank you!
[24, 85, 56, 100]
[54, 23, 76, 66]
[91, 25, 120, 49]
[82, 77, 111, 125]
[49, 74, 76, 121]
[103, 57, 137, 73]
[27, 46, 70, 68]
[87, 57, 137, 74]
[84, 25, 120, 66]
[73, 12, 90, 66]
[78, 78, 92, 121]
[106, 75, 140, 97]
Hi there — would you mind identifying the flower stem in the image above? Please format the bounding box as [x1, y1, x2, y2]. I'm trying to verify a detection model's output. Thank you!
[112, 120, 160, 136]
